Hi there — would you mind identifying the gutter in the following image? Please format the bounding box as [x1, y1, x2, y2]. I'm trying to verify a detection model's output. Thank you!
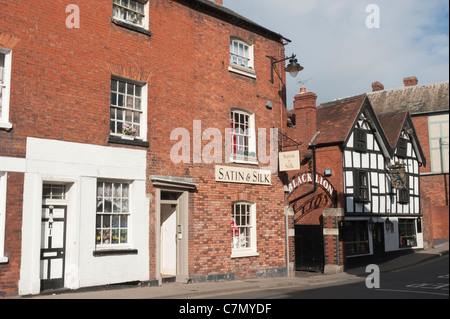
[185, 0, 291, 43]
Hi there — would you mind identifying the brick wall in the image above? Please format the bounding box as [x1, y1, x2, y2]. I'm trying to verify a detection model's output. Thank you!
[411, 116, 449, 245]
[0, 172, 24, 298]
[0, 0, 290, 292]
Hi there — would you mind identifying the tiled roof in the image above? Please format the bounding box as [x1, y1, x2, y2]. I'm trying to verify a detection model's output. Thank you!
[377, 111, 409, 149]
[313, 94, 367, 145]
[368, 82, 449, 115]
[185, 0, 290, 42]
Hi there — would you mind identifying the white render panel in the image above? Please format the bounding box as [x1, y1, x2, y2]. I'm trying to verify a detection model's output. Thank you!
[26, 137, 146, 180]
[371, 172, 378, 187]
[414, 177, 419, 195]
[352, 151, 360, 168]
[367, 133, 374, 151]
[361, 153, 369, 168]
[347, 133, 354, 148]
[19, 138, 149, 295]
[344, 151, 352, 168]
[346, 197, 354, 212]
[377, 154, 384, 170]
[379, 174, 386, 193]
[372, 196, 379, 211]
[345, 171, 353, 187]
[370, 153, 377, 169]
[379, 196, 386, 213]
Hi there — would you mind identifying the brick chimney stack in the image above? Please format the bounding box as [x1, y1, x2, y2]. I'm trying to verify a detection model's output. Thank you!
[372, 81, 384, 92]
[403, 76, 418, 87]
[291, 88, 318, 145]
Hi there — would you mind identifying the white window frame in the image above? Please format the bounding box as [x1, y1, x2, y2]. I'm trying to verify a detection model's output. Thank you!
[95, 181, 132, 250]
[428, 114, 449, 173]
[228, 37, 256, 79]
[230, 108, 257, 164]
[112, 0, 150, 30]
[0, 48, 12, 130]
[110, 77, 148, 141]
[0, 172, 8, 263]
[231, 201, 258, 258]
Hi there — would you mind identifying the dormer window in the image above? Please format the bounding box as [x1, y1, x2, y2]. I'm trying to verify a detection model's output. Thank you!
[354, 128, 367, 152]
[397, 138, 408, 158]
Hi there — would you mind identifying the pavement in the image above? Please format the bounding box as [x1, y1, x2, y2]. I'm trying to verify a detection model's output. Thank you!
[14, 241, 448, 299]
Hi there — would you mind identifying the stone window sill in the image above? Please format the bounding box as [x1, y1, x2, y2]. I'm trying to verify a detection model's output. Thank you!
[93, 249, 138, 257]
[111, 18, 151, 37]
[108, 136, 149, 148]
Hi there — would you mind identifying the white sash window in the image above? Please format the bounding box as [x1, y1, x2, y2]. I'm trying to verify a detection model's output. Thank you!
[0, 48, 12, 130]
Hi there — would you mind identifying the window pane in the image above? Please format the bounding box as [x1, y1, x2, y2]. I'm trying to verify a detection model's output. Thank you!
[137, 2, 144, 14]
[112, 215, 120, 227]
[127, 83, 134, 95]
[232, 203, 253, 250]
[96, 182, 131, 247]
[135, 85, 142, 97]
[111, 79, 118, 92]
[135, 97, 141, 110]
[111, 93, 117, 106]
[129, 0, 137, 11]
[127, 96, 133, 108]
[125, 110, 132, 122]
[118, 81, 126, 93]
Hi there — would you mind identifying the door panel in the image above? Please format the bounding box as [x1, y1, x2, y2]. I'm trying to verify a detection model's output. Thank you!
[161, 204, 177, 276]
[40, 205, 67, 291]
[294, 225, 324, 272]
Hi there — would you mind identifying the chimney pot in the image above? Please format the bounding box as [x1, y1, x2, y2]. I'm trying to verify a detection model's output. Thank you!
[372, 81, 384, 92]
[403, 76, 418, 87]
[300, 87, 307, 94]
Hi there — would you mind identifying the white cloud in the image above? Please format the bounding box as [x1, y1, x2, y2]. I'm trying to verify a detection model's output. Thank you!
[225, 0, 449, 106]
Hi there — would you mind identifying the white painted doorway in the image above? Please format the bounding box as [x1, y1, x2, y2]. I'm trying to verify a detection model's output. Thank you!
[40, 184, 69, 291]
[160, 204, 177, 276]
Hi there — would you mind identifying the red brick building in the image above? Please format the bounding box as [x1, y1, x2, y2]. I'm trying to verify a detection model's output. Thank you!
[0, 0, 295, 297]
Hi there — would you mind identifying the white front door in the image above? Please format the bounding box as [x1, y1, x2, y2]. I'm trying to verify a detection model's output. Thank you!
[161, 204, 177, 276]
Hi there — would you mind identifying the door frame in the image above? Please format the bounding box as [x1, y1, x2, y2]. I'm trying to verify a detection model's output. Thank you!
[40, 203, 68, 291]
[160, 202, 178, 276]
[372, 222, 385, 263]
[155, 187, 189, 283]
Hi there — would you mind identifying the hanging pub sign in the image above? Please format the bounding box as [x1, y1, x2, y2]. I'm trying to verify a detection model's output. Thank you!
[387, 162, 407, 190]
[279, 150, 301, 172]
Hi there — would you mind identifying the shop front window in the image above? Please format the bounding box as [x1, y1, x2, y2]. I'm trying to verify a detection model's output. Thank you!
[399, 219, 417, 248]
[344, 221, 369, 256]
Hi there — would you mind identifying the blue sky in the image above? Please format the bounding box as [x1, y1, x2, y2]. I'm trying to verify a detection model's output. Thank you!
[225, 0, 449, 107]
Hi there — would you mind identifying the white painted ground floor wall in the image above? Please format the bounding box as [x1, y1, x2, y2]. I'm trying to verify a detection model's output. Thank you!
[17, 138, 149, 295]
[345, 216, 424, 254]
